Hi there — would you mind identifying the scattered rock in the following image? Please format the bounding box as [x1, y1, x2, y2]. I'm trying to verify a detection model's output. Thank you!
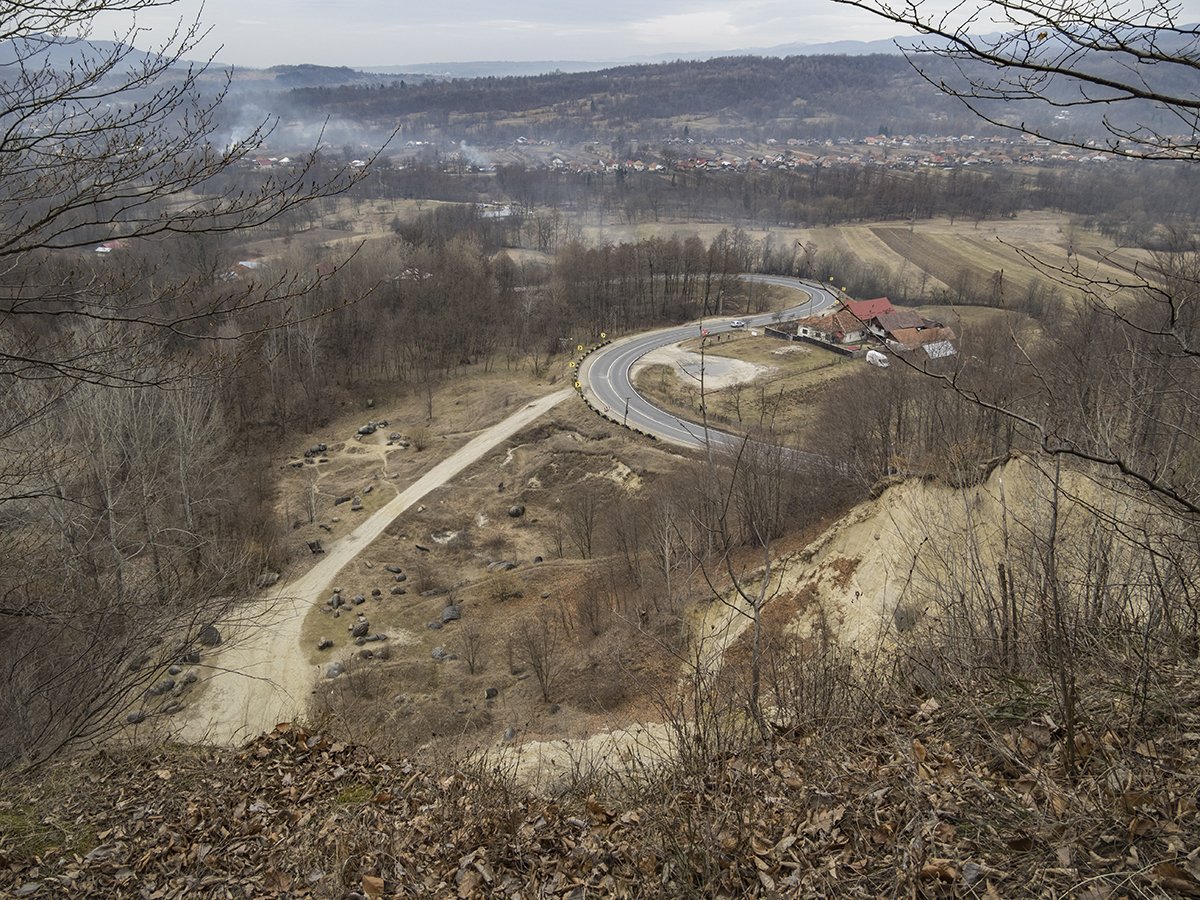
[485, 687, 498, 700]
[161, 701, 184, 715]
[168, 665, 182, 676]
[359, 649, 374, 660]
[256, 571, 281, 588]
[385, 565, 403, 574]
[326, 662, 345, 679]
[350, 498, 363, 511]
[533, 556, 544, 564]
[179, 650, 200, 665]
[548, 704, 560, 715]
[363, 485, 373, 495]
[146, 678, 175, 697]
[371, 588, 382, 597]
[334, 495, 352, 506]
[393, 573, 408, 583]
[426, 621, 443, 630]
[317, 638, 333, 651]
[180, 671, 198, 686]
[126, 710, 148, 724]
[197, 624, 222, 647]
[503, 726, 517, 742]
[388, 432, 402, 441]
[365, 398, 374, 409]
[390, 586, 407, 596]
[358, 424, 376, 435]
[365, 633, 387, 643]
[351, 594, 366, 606]
[431, 646, 449, 661]
[507, 504, 526, 518]
[375, 646, 391, 660]
[350, 620, 370, 638]
[440, 605, 461, 623]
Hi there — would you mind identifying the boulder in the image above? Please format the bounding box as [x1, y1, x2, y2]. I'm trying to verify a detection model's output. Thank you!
[256, 571, 281, 588]
[440, 605, 461, 623]
[431, 646, 449, 661]
[350, 620, 370, 638]
[363, 485, 373, 495]
[385, 565, 403, 574]
[390, 586, 407, 596]
[485, 687, 498, 700]
[350, 498, 363, 511]
[393, 573, 408, 583]
[507, 504, 526, 518]
[197, 624, 222, 647]
[334, 495, 352, 506]
[371, 588, 382, 597]
[317, 638, 333, 650]
[146, 678, 175, 697]
[326, 662, 345, 679]
[358, 424, 376, 436]
[351, 594, 366, 606]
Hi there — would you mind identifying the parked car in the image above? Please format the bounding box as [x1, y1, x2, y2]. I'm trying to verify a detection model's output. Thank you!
[729, 319, 746, 328]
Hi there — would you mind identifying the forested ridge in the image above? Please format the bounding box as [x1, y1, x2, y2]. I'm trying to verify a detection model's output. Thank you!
[289, 51, 1197, 143]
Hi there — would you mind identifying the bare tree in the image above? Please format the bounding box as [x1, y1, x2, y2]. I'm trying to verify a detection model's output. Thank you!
[831, 0, 1200, 160]
[457, 621, 486, 675]
[509, 608, 563, 703]
[0, 1, 385, 392]
[0, 1, 387, 769]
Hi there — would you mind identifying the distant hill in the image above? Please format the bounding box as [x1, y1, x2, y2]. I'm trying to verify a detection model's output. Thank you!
[361, 36, 930, 80]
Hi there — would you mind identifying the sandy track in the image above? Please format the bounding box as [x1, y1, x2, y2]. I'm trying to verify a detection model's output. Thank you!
[180, 389, 573, 746]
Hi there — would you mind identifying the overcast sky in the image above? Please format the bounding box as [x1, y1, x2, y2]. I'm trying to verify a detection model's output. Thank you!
[93, 0, 925, 68]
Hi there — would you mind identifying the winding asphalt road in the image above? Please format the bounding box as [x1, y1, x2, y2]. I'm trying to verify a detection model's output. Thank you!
[580, 275, 840, 451]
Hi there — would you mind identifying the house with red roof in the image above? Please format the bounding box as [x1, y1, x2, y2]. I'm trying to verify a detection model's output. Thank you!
[792, 310, 870, 346]
[843, 296, 894, 321]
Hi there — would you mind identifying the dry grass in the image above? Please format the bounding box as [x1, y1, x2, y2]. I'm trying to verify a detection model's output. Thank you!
[633, 335, 854, 436]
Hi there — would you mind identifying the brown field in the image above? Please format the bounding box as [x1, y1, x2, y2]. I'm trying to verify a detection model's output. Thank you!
[577, 210, 1153, 308]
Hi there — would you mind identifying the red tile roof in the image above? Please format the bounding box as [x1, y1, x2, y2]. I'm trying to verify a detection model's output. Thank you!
[843, 297, 894, 320]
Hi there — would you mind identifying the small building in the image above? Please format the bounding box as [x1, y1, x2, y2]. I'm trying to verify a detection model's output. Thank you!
[792, 310, 870, 346]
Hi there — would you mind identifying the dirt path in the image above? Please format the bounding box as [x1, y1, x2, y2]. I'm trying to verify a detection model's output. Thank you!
[180, 389, 574, 746]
